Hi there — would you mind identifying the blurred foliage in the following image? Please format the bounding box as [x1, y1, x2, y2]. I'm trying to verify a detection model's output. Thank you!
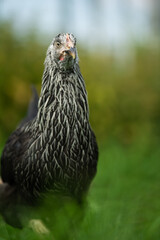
[0, 21, 160, 145]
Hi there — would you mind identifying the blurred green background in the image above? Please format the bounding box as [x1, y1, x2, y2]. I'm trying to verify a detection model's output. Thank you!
[0, 0, 160, 239]
[0, 20, 160, 145]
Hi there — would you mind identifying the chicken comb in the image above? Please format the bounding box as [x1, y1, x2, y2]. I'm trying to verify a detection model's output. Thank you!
[66, 33, 70, 42]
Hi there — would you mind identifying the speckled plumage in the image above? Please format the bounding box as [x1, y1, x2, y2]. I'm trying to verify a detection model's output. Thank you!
[1, 33, 98, 202]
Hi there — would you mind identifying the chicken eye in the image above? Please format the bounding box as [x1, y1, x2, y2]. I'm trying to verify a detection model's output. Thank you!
[55, 41, 61, 48]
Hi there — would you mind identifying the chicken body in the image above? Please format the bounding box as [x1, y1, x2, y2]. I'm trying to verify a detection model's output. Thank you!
[1, 33, 98, 202]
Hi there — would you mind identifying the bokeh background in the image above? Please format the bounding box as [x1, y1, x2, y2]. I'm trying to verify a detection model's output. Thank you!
[0, 0, 160, 239]
[0, 0, 160, 144]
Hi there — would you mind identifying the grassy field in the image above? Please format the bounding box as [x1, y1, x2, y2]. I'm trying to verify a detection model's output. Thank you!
[0, 135, 160, 240]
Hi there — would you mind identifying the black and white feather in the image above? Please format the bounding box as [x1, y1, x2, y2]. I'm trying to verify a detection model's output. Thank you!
[1, 33, 98, 202]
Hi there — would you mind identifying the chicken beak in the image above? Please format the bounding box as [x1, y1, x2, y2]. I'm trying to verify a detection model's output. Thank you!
[59, 47, 76, 61]
[67, 47, 76, 59]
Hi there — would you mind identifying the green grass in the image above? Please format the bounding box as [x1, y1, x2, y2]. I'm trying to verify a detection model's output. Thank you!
[0, 138, 160, 240]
